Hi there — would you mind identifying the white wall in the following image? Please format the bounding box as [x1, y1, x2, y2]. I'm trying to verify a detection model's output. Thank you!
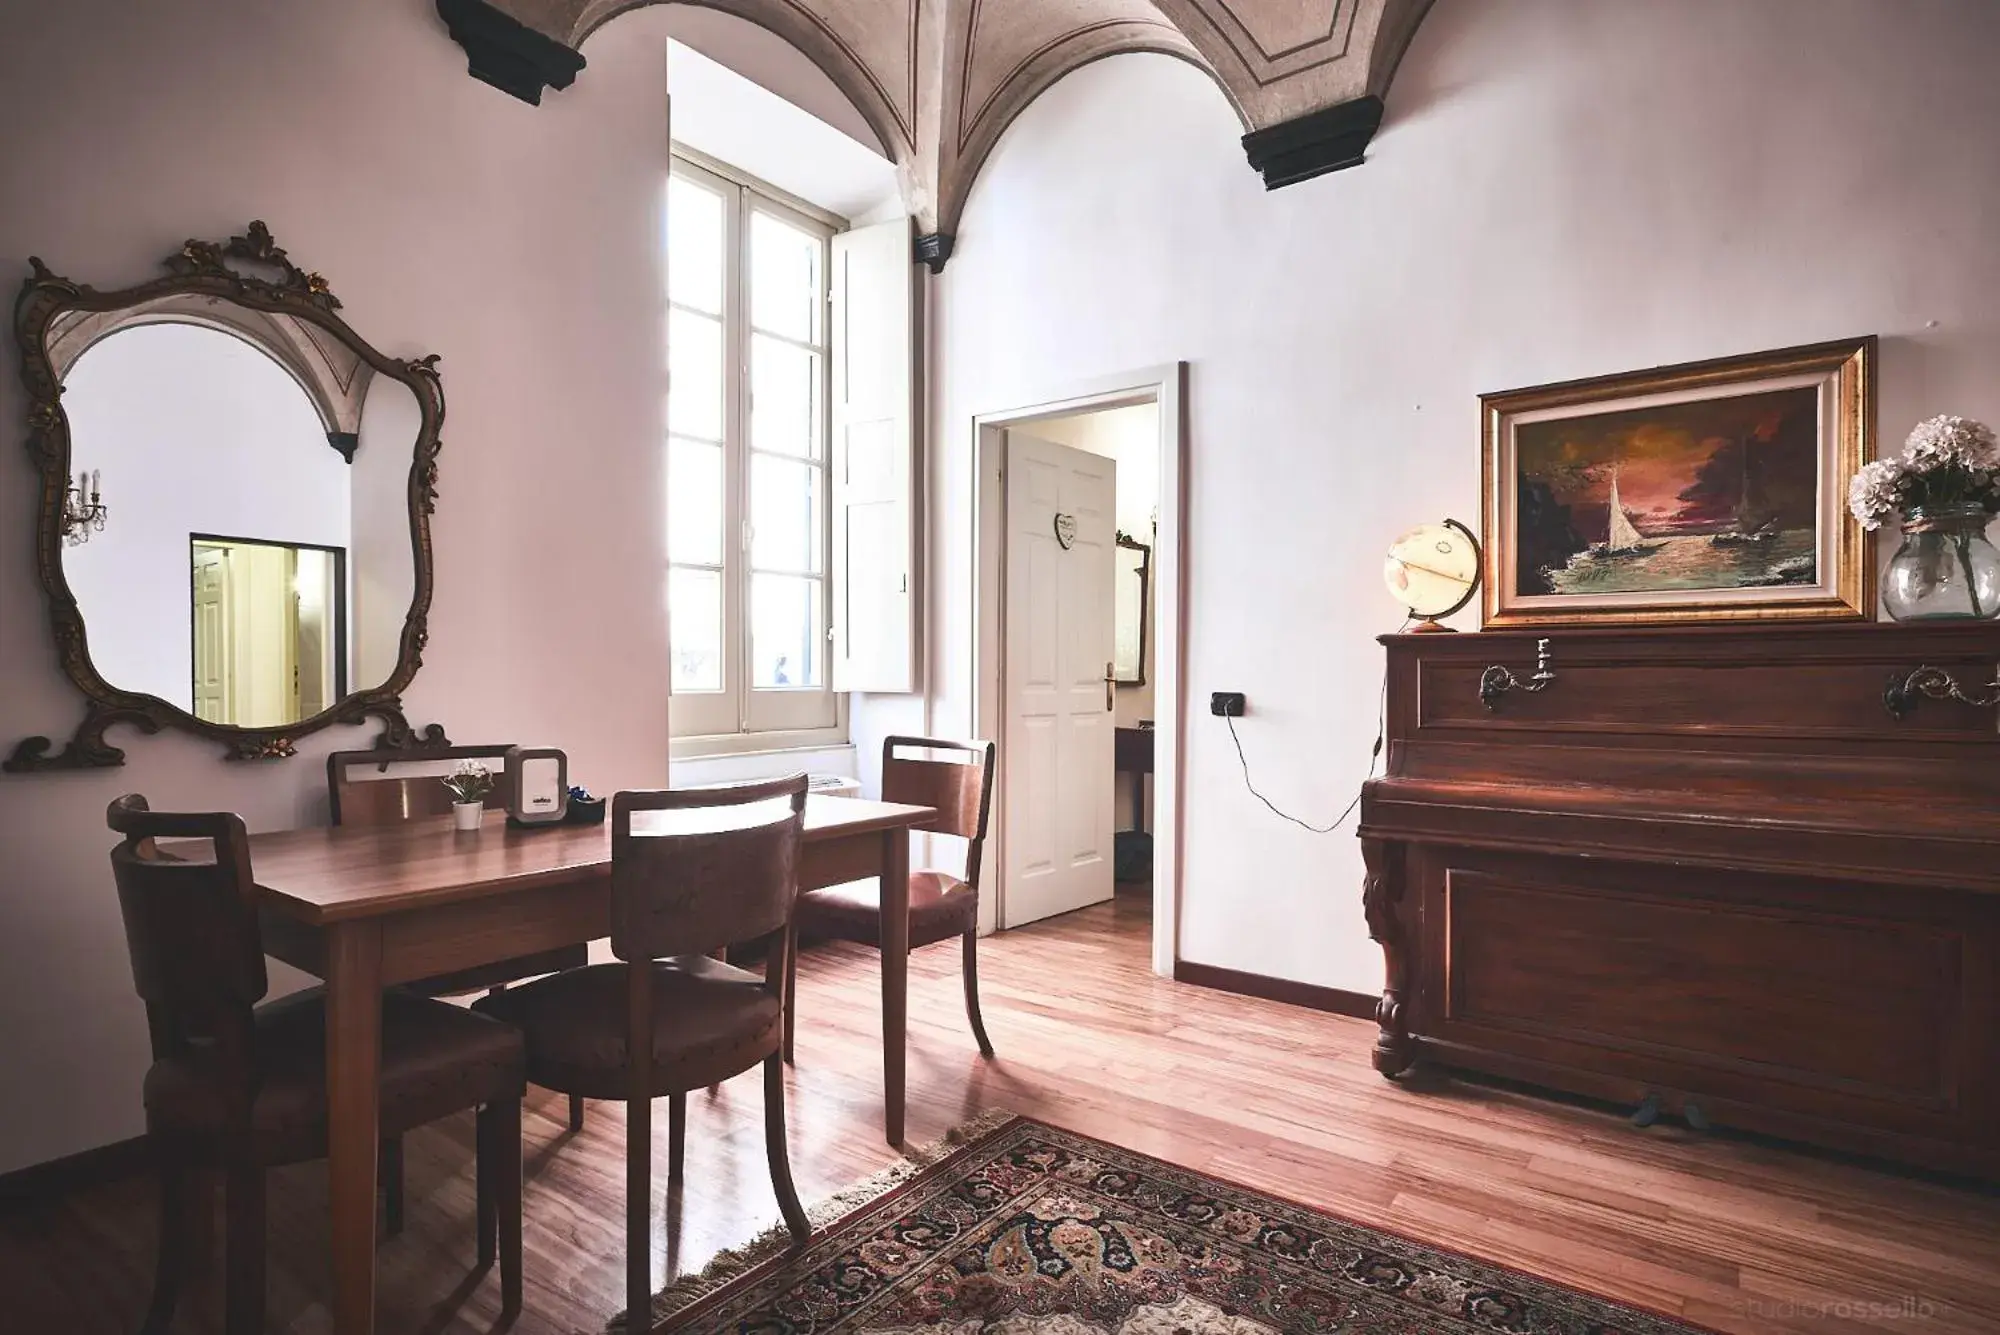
[0, 0, 702, 1172]
[62, 323, 353, 711]
[667, 39, 900, 222]
[927, 0, 2000, 992]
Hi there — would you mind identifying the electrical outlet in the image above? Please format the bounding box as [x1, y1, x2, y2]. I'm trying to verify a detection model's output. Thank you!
[1211, 691, 1246, 717]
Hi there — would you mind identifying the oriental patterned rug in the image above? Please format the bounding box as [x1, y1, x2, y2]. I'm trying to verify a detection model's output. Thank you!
[627, 1113, 1710, 1335]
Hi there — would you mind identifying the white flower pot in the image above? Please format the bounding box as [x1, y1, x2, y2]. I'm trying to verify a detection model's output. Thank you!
[452, 801, 484, 832]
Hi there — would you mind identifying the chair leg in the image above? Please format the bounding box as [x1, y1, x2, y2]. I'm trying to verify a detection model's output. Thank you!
[782, 926, 799, 1065]
[962, 930, 995, 1057]
[667, 1092, 686, 1188]
[568, 1093, 586, 1133]
[139, 1150, 190, 1335]
[477, 1099, 524, 1317]
[763, 1054, 810, 1246]
[223, 1157, 265, 1335]
[381, 1134, 405, 1236]
[476, 1108, 497, 1270]
[626, 1089, 653, 1332]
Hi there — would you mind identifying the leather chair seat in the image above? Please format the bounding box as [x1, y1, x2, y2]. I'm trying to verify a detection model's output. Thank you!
[471, 957, 781, 1101]
[143, 988, 525, 1165]
[797, 870, 976, 950]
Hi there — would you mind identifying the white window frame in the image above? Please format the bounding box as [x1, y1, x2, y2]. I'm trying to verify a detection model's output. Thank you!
[668, 149, 846, 756]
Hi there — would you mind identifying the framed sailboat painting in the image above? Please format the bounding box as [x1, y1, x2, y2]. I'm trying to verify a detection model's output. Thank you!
[1480, 337, 1876, 628]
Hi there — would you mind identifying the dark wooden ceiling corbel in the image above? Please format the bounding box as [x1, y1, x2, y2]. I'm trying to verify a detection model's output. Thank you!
[436, 0, 585, 106]
[1241, 95, 1385, 191]
[915, 233, 955, 275]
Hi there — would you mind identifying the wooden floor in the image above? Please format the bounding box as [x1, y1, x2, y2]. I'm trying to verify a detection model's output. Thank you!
[5, 893, 1997, 1334]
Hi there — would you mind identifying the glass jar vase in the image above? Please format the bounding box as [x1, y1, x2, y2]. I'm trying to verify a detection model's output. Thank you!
[1883, 503, 2000, 621]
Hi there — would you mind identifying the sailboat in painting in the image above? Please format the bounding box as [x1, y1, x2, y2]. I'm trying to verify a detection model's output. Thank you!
[1712, 435, 1779, 547]
[1592, 464, 1660, 558]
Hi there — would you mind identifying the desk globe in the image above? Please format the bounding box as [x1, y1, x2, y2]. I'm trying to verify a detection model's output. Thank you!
[1383, 519, 1480, 631]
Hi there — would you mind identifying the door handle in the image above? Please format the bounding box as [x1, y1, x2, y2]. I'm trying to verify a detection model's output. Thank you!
[1104, 661, 1115, 711]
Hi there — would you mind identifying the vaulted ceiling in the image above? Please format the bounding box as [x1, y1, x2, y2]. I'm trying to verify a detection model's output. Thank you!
[439, 0, 1434, 262]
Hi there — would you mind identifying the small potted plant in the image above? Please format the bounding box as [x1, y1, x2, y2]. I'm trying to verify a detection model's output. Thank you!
[1849, 415, 2000, 621]
[442, 760, 494, 831]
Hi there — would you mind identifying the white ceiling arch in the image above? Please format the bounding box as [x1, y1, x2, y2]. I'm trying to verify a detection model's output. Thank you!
[437, 0, 1435, 265]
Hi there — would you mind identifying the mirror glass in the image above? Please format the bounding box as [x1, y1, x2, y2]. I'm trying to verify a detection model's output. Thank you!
[57, 317, 417, 728]
[1113, 536, 1150, 686]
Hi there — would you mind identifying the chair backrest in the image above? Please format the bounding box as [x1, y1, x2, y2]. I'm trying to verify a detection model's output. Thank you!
[881, 736, 996, 889]
[607, 775, 809, 964]
[326, 743, 516, 826]
[106, 794, 267, 1073]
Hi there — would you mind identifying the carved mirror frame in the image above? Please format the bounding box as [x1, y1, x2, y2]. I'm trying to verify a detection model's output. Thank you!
[6, 223, 450, 771]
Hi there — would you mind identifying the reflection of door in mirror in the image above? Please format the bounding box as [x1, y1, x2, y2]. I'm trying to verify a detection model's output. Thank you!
[56, 319, 416, 728]
[189, 537, 345, 727]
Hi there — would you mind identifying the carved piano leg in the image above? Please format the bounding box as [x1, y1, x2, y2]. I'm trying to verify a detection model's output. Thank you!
[1361, 837, 1415, 1078]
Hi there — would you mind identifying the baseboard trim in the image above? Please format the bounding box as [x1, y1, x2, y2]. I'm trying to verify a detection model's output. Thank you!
[0, 1135, 150, 1212]
[1173, 960, 1377, 1021]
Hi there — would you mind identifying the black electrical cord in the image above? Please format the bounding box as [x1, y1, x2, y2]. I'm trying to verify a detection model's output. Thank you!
[1224, 652, 1391, 835]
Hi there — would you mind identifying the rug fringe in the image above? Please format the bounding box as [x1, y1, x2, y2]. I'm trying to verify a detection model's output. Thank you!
[615, 1106, 1021, 1333]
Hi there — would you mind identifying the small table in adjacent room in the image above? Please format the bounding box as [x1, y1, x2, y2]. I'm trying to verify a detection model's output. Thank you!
[231, 793, 936, 1335]
[1115, 724, 1154, 833]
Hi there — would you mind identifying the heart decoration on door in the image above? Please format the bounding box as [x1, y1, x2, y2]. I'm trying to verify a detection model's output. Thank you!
[1053, 513, 1078, 550]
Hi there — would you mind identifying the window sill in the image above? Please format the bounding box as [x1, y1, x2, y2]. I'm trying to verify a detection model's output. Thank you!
[669, 739, 857, 788]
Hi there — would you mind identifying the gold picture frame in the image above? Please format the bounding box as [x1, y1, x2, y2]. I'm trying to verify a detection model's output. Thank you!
[1480, 337, 1875, 628]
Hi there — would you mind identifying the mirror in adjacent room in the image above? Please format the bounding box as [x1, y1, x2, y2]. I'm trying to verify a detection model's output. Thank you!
[1113, 532, 1151, 687]
[6, 223, 443, 770]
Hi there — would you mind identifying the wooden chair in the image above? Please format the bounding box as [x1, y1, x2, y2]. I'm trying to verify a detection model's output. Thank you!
[472, 775, 813, 1326]
[329, 744, 592, 1145]
[788, 736, 997, 1061]
[107, 794, 526, 1335]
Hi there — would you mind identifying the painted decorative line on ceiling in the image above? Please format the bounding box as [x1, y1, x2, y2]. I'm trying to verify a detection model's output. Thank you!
[1170, 0, 1359, 89]
[1211, 0, 1350, 64]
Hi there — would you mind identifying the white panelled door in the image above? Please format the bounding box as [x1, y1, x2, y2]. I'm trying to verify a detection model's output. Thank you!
[1001, 432, 1117, 928]
[191, 545, 228, 723]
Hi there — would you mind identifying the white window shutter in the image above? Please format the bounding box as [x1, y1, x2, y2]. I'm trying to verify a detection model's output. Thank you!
[830, 216, 918, 693]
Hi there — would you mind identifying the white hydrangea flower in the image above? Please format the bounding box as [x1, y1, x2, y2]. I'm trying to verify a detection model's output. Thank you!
[1847, 457, 1907, 530]
[1903, 414, 1999, 471]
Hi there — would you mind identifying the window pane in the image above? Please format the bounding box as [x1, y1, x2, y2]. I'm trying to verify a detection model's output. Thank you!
[667, 308, 723, 440]
[751, 573, 823, 689]
[750, 211, 820, 344]
[751, 454, 822, 574]
[667, 438, 723, 565]
[669, 567, 723, 692]
[667, 175, 724, 315]
[750, 334, 820, 460]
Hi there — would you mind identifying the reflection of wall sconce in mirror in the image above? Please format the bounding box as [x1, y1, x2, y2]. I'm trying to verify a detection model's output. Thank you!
[62, 468, 108, 546]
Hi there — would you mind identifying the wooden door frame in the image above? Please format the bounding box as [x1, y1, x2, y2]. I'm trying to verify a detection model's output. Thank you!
[969, 363, 1187, 976]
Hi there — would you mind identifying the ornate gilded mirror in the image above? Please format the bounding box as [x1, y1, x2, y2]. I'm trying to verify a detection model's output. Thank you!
[6, 223, 448, 770]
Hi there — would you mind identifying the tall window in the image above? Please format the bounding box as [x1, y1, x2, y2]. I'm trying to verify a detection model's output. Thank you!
[667, 155, 840, 744]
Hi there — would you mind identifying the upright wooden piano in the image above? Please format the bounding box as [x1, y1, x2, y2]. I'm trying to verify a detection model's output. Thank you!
[1359, 622, 2000, 1179]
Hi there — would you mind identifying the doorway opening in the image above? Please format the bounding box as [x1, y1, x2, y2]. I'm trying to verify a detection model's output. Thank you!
[189, 533, 347, 729]
[971, 365, 1185, 976]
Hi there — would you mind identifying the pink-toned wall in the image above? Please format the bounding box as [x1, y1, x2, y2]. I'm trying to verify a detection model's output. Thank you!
[0, 0, 697, 1173]
[915, 0, 2000, 990]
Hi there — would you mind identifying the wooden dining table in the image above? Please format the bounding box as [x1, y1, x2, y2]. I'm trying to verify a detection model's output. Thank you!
[236, 792, 936, 1335]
